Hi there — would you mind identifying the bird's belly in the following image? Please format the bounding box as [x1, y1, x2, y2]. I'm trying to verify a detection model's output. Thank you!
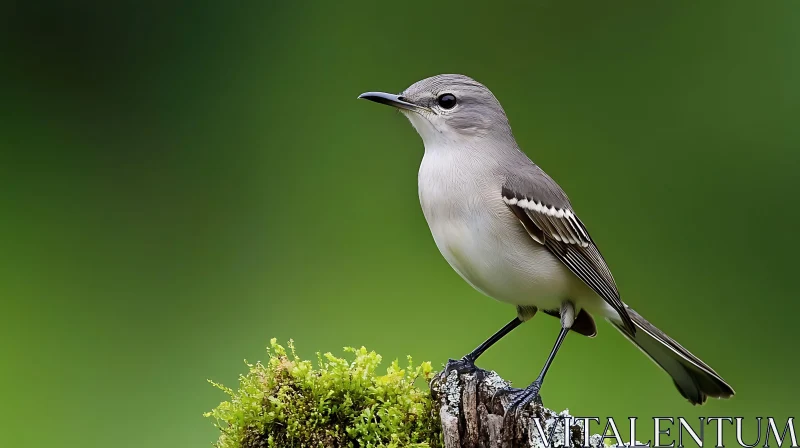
[417, 151, 595, 312]
[429, 212, 577, 310]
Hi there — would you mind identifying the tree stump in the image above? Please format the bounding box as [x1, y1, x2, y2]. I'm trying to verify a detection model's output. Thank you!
[430, 367, 599, 448]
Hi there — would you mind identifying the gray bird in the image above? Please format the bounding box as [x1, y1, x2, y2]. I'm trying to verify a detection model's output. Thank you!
[358, 74, 734, 412]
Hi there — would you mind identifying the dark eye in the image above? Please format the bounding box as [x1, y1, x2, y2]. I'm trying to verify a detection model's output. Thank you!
[437, 93, 457, 109]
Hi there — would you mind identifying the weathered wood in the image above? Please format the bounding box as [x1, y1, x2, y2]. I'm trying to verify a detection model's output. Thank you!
[430, 367, 595, 448]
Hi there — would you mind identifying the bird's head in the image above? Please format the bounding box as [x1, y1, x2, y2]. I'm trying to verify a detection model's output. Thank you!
[359, 74, 513, 148]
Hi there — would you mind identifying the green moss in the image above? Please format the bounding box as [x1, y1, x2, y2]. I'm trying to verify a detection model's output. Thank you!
[205, 339, 442, 448]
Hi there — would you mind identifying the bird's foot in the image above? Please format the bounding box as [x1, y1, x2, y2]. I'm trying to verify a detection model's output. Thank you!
[443, 356, 479, 376]
[501, 379, 544, 419]
[497, 381, 544, 443]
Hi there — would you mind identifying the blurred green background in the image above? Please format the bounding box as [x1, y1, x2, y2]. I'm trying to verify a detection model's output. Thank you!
[1, 1, 798, 446]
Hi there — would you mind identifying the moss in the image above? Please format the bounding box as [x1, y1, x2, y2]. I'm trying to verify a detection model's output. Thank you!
[205, 339, 442, 448]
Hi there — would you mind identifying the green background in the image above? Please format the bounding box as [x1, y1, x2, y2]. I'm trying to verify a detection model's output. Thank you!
[2, 1, 798, 446]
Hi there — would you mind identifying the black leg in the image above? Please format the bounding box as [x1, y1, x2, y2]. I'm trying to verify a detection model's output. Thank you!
[444, 317, 523, 375]
[505, 326, 570, 413]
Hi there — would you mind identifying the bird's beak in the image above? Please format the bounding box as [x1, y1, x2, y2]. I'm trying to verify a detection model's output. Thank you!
[358, 92, 421, 112]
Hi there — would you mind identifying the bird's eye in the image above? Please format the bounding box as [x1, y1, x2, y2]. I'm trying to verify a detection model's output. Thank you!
[437, 93, 457, 109]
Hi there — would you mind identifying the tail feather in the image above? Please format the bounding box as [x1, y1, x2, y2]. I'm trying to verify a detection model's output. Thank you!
[610, 307, 734, 405]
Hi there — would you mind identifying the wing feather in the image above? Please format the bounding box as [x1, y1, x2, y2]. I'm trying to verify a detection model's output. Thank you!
[502, 184, 635, 335]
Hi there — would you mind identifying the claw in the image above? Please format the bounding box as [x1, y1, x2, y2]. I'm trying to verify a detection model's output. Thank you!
[504, 380, 543, 419]
[443, 357, 479, 376]
[491, 385, 522, 403]
[500, 381, 544, 443]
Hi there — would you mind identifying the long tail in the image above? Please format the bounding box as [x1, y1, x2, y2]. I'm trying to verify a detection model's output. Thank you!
[610, 307, 735, 405]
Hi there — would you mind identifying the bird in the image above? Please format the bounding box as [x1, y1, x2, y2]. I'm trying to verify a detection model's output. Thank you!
[358, 74, 734, 414]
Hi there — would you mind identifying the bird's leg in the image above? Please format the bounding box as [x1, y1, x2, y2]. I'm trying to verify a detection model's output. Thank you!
[444, 317, 523, 375]
[503, 325, 569, 414]
[502, 302, 575, 416]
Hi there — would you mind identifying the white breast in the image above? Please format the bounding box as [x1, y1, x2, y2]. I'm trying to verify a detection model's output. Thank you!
[417, 149, 580, 311]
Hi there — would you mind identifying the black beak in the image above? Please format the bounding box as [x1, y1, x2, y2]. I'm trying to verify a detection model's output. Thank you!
[358, 92, 420, 112]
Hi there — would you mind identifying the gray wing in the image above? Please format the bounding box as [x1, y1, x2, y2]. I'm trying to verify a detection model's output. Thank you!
[502, 165, 636, 335]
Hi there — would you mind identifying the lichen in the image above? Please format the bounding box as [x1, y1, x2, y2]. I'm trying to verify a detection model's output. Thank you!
[440, 370, 462, 415]
[205, 339, 442, 448]
[483, 370, 511, 391]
